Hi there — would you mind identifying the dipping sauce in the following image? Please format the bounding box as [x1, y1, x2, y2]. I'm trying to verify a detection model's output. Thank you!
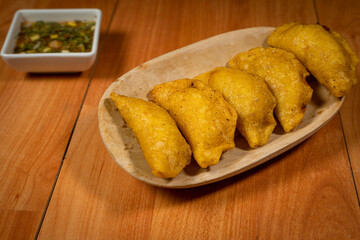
[14, 20, 95, 53]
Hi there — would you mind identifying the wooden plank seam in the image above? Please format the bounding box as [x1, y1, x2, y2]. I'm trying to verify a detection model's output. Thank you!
[314, 0, 360, 207]
[33, 1, 120, 239]
[337, 112, 360, 207]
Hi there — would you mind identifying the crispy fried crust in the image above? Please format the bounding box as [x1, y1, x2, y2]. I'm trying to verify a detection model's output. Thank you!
[267, 22, 358, 97]
[195, 67, 277, 148]
[229, 47, 313, 132]
[151, 79, 237, 168]
[110, 93, 191, 178]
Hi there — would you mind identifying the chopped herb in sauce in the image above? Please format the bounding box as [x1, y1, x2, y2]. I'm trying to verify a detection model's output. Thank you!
[14, 20, 95, 53]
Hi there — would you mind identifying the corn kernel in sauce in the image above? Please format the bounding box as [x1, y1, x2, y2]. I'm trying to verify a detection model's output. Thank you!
[14, 20, 95, 53]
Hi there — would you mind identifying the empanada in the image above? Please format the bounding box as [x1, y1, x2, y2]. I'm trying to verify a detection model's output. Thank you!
[267, 22, 359, 97]
[194, 67, 228, 85]
[229, 47, 313, 132]
[194, 67, 276, 148]
[110, 93, 191, 178]
[151, 79, 237, 168]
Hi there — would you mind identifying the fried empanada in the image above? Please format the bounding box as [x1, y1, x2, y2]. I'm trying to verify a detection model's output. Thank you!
[229, 47, 313, 133]
[267, 22, 359, 97]
[151, 79, 237, 168]
[194, 67, 276, 148]
[110, 93, 191, 178]
[194, 67, 228, 85]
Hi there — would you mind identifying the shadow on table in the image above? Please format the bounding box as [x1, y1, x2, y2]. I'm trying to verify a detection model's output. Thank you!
[26, 72, 83, 79]
[153, 139, 311, 206]
[13, 32, 128, 81]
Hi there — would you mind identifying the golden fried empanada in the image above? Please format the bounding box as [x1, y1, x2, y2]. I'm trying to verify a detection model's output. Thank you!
[194, 67, 228, 85]
[229, 47, 313, 133]
[151, 79, 237, 168]
[110, 93, 191, 178]
[195, 67, 276, 148]
[267, 22, 359, 97]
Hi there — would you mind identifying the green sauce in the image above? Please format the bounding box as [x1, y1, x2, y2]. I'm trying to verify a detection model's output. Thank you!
[14, 20, 95, 53]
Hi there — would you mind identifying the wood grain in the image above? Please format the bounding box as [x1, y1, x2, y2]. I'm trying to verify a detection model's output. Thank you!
[0, 0, 116, 239]
[315, 0, 360, 201]
[151, 119, 359, 239]
[37, 0, 360, 239]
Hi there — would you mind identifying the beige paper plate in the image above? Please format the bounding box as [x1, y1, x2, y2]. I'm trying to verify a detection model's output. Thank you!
[98, 27, 343, 188]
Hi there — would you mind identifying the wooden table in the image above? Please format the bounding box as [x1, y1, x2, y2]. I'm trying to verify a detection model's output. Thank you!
[0, 0, 359, 239]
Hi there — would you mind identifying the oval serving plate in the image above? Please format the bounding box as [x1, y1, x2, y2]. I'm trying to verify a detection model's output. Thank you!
[98, 27, 344, 188]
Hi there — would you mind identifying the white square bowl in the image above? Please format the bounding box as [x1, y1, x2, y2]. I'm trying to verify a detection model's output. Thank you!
[0, 9, 102, 73]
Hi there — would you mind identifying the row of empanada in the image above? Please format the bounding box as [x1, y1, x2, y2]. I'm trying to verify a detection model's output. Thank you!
[196, 46, 313, 149]
[110, 22, 358, 178]
[111, 52, 306, 178]
[111, 78, 238, 177]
